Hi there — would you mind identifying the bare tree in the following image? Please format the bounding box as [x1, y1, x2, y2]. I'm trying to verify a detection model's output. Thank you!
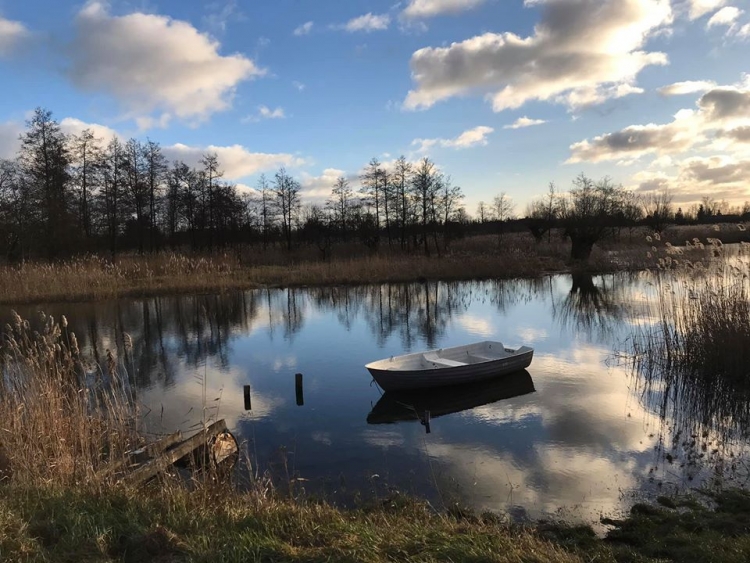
[327, 176, 356, 241]
[492, 192, 515, 245]
[642, 187, 673, 233]
[559, 174, 626, 262]
[411, 157, 439, 256]
[144, 140, 167, 252]
[393, 156, 412, 248]
[477, 201, 487, 223]
[273, 167, 301, 250]
[69, 129, 103, 241]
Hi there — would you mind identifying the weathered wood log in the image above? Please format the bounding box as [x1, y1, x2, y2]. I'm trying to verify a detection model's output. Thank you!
[211, 430, 239, 466]
[97, 431, 183, 479]
[124, 420, 227, 487]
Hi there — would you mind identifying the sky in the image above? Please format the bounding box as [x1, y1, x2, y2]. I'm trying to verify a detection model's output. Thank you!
[0, 0, 748, 214]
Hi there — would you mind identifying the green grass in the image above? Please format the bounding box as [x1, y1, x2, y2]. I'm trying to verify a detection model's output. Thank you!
[0, 484, 584, 563]
[3, 485, 750, 562]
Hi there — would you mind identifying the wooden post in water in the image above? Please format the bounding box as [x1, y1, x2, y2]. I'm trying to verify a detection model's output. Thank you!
[295, 373, 304, 406]
[243, 385, 251, 411]
[421, 411, 431, 434]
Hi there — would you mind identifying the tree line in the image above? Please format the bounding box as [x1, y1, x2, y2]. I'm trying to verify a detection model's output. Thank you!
[0, 108, 469, 262]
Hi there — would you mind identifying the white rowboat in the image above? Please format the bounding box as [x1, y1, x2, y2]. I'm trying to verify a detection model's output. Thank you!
[365, 341, 534, 391]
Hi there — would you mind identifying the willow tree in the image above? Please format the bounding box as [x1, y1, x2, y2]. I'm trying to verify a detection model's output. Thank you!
[559, 174, 626, 262]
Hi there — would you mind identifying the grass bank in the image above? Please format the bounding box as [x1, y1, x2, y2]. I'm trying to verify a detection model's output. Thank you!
[2, 483, 750, 562]
[0, 227, 732, 305]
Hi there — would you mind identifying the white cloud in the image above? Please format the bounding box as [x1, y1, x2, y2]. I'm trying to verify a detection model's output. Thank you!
[59, 117, 120, 142]
[402, 0, 486, 19]
[299, 168, 349, 199]
[294, 21, 313, 36]
[340, 13, 390, 32]
[404, 0, 672, 112]
[568, 118, 701, 163]
[0, 16, 28, 57]
[242, 105, 286, 123]
[569, 77, 750, 163]
[292, 81, 306, 91]
[707, 6, 743, 27]
[0, 121, 22, 159]
[658, 80, 718, 96]
[412, 125, 494, 152]
[631, 155, 750, 204]
[504, 116, 547, 129]
[67, 2, 264, 124]
[163, 144, 306, 180]
[687, 0, 727, 19]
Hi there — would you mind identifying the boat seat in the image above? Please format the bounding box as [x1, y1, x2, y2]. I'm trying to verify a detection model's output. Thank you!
[423, 353, 466, 367]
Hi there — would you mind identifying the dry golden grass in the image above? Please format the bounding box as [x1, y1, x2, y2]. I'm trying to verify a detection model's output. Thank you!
[0, 312, 139, 489]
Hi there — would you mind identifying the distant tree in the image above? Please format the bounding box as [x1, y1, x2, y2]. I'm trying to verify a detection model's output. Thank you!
[256, 174, 275, 248]
[143, 140, 167, 252]
[642, 187, 673, 233]
[100, 138, 127, 259]
[201, 153, 223, 250]
[492, 192, 515, 245]
[392, 156, 412, 248]
[327, 176, 356, 241]
[360, 158, 383, 243]
[621, 190, 644, 242]
[526, 183, 558, 243]
[439, 175, 464, 249]
[18, 108, 72, 259]
[69, 129, 103, 241]
[273, 167, 301, 250]
[559, 174, 626, 262]
[124, 138, 149, 253]
[476, 201, 488, 223]
[410, 157, 439, 256]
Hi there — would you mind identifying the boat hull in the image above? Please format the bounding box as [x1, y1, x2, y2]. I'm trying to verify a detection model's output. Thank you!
[367, 347, 533, 391]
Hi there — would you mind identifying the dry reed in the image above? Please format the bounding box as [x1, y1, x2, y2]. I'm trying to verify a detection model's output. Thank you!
[0, 311, 138, 488]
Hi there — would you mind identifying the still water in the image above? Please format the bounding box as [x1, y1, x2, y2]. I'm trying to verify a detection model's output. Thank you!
[7, 272, 748, 523]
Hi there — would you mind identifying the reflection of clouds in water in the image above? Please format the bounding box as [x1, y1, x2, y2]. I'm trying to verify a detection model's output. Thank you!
[140, 362, 285, 434]
[362, 429, 405, 449]
[419, 342, 660, 521]
[312, 431, 332, 446]
[455, 314, 495, 337]
[423, 441, 641, 522]
[272, 356, 298, 372]
[516, 327, 548, 344]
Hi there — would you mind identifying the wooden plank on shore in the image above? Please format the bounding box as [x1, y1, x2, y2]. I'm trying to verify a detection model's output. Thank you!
[124, 420, 227, 487]
[97, 431, 183, 479]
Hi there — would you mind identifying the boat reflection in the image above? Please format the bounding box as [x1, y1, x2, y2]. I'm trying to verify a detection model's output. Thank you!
[366, 370, 535, 426]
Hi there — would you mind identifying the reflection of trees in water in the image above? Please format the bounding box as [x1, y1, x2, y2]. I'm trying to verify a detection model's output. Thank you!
[310, 282, 468, 349]
[11, 291, 263, 389]
[554, 273, 629, 339]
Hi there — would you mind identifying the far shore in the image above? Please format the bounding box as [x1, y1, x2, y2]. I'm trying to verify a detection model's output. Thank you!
[0, 227, 737, 305]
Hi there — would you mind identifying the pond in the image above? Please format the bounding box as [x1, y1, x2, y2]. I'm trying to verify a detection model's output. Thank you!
[6, 270, 749, 524]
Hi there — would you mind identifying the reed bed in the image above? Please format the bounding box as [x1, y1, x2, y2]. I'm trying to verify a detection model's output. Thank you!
[627, 233, 750, 441]
[0, 312, 139, 489]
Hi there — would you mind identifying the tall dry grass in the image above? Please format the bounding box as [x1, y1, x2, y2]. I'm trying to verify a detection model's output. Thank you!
[627, 232, 750, 438]
[0, 311, 138, 488]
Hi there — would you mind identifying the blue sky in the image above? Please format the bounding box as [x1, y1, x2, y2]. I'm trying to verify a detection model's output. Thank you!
[0, 0, 749, 213]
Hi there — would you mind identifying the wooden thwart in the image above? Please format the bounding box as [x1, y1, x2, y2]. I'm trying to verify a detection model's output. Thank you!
[124, 420, 233, 487]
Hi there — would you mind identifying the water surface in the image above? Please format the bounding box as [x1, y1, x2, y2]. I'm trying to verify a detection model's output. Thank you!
[7, 271, 747, 523]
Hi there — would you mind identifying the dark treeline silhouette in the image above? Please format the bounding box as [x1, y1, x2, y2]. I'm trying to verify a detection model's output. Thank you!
[0, 108, 470, 262]
[5, 109, 745, 265]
